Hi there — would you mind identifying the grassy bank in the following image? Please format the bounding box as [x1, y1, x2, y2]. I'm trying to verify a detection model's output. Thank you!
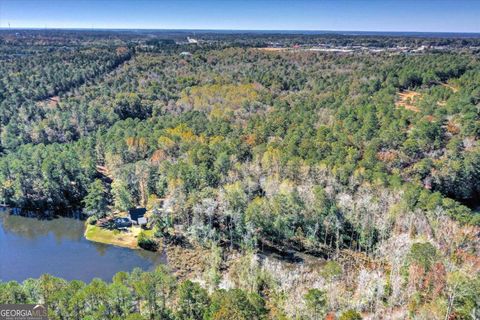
[84, 224, 144, 249]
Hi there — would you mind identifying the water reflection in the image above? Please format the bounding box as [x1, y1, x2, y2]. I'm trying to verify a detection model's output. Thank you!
[1, 214, 84, 242]
[0, 213, 165, 282]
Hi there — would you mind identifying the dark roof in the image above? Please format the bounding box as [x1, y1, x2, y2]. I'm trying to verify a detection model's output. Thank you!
[128, 208, 146, 221]
[114, 217, 132, 228]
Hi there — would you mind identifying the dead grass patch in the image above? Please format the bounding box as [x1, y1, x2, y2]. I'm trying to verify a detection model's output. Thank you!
[377, 150, 398, 162]
[166, 244, 210, 279]
[437, 100, 447, 107]
[395, 90, 422, 112]
[446, 121, 460, 134]
[441, 82, 459, 93]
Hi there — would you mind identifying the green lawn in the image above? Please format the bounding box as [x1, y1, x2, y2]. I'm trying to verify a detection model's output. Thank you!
[84, 224, 142, 249]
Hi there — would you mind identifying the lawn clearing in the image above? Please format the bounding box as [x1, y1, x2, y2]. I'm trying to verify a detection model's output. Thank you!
[85, 224, 142, 249]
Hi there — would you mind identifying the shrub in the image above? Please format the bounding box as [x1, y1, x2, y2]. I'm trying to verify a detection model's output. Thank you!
[304, 289, 327, 318]
[406, 242, 438, 271]
[339, 310, 362, 320]
[137, 231, 158, 251]
[87, 216, 98, 225]
[208, 289, 267, 320]
[321, 261, 342, 280]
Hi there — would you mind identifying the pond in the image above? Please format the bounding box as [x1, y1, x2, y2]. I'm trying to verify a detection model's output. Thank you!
[0, 212, 165, 282]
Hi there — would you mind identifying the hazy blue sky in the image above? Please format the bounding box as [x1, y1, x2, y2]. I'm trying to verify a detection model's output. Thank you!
[0, 0, 479, 32]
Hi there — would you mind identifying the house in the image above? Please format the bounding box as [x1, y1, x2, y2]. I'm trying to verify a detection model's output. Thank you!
[128, 208, 147, 226]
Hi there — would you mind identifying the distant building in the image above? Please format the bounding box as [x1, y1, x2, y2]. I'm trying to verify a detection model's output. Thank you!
[187, 37, 198, 44]
[180, 51, 192, 56]
[128, 208, 147, 226]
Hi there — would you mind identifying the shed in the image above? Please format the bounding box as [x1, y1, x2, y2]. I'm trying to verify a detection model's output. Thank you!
[128, 208, 147, 224]
[137, 217, 148, 226]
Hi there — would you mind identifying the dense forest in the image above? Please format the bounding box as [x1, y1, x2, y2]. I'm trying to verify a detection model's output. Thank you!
[1, 265, 372, 320]
[0, 30, 479, 319]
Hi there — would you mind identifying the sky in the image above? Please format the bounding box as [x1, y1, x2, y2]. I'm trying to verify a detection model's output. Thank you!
[0, 0, 479, 33]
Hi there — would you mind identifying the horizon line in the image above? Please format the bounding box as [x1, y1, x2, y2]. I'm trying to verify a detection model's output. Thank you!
[1, 27, 480, 35]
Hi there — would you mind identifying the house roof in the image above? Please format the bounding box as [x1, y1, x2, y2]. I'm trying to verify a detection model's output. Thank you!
[129, 208, 146, 221]
[114, 217, 132, 227]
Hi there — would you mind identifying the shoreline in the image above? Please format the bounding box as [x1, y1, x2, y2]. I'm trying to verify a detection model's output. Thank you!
[84, 223, 143, 249]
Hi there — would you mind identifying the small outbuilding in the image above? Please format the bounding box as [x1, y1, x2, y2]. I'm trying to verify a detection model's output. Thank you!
[137, 217, 148, 226]
[128, 208, 147, 225]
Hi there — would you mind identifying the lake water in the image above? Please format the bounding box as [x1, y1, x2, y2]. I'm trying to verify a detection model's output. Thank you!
[0, 213, 165, 282]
